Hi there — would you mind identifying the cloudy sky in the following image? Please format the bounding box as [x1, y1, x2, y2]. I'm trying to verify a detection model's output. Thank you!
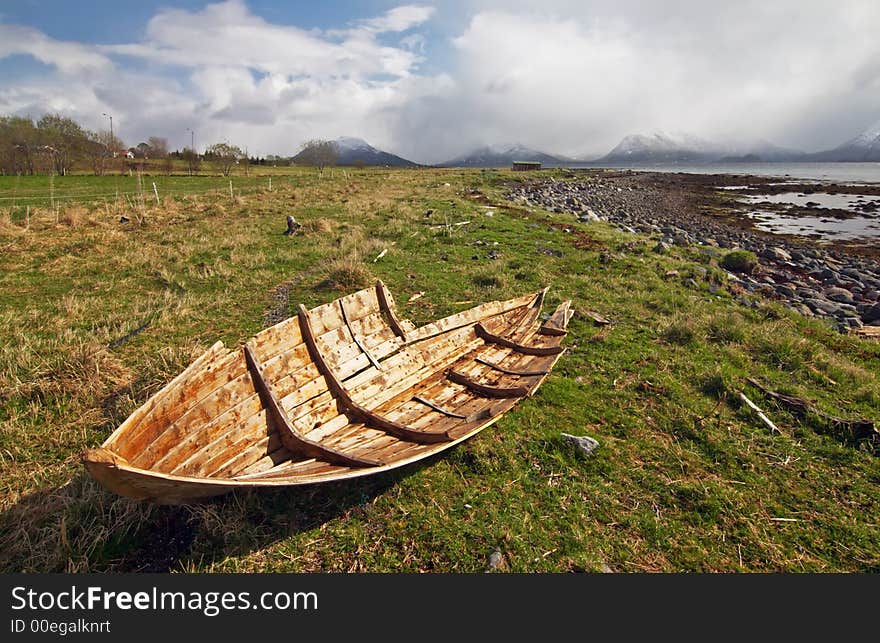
[1, 0, 878, 163]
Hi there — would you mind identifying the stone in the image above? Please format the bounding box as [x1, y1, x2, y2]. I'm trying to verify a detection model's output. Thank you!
[561, 433, 600, 456]
[761, 246, 792, 262]
[824, 287, 855, 304]
[805, 298, 841, 315]
[862, 303, 880, 324]
[486, 550, 506, 572]
[653, 241, 671, 254]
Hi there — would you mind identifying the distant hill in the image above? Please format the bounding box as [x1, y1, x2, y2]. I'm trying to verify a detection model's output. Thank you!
[590, 132, 803, 164]
[807, 120, 880, 161]
[439, 143, 569, 167]
[293, 137, 417, 167]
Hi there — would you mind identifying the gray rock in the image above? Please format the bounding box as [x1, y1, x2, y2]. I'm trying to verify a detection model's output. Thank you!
[824, 287, 855, 304]
[775, 284, 796, 298]
[762, 247, 792, 262]
[805, 298, 841, 315]
[653, 241, 671, 254]
[561, 433, 600, 456]
[486, 549, 506, 572]
[862, 303, 880, 323]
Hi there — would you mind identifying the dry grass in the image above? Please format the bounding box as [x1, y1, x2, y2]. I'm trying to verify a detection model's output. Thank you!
[300, 217, 334, 235]
[1, 166, 879, 573]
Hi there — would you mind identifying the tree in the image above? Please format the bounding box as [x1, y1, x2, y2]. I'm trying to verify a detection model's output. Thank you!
[181, 147, 200, 176]
[147, 136, 168, 159]
[36, 114, 88, 175]
[135, 142, 151, 159]
[0, 116, 39, 175]
[298, 139, 339, 174]
[86, 130, 123, 176]
[205, 142, 243, 177]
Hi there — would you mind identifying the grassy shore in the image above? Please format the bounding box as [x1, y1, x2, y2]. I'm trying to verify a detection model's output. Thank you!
[0, 166, 878, 572]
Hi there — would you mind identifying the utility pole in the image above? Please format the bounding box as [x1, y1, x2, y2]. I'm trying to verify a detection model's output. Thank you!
[186, 127, 196, 176]
[102, 112, 113, 145]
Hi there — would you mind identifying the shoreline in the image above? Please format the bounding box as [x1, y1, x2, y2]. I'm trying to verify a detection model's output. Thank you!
[507, 170, 880, 332]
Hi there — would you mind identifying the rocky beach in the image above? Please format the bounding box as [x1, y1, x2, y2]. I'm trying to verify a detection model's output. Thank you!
[507, 170, 880, 332]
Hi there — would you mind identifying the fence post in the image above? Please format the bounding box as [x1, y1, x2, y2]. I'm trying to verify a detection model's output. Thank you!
[268, 177, 272, 191]
[153, 182, 160, 205]
[229, 180, 234, 199]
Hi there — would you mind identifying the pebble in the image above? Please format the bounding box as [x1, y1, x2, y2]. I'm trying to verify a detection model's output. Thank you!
[507, 178, 880, 331]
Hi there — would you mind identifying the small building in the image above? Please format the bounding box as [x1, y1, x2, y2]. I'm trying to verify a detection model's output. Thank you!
[512, 161, 541, 171]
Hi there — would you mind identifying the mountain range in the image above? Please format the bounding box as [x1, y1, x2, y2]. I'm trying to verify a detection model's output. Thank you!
[293, 120, 880, 168]
[593, 132, 802, 164]
[437, 143, 571, 168]
[293, 136, 418, 167]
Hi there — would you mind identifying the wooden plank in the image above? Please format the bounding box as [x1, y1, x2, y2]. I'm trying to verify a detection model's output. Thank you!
[540, 300, 573, 336]
[339, 298, 382, 370]
[446, 369, 529, 398]
[401, 292, 537, 345]
[244, 343, 380, 468]
[376, 280, 408, 338]
[412, 395, 468, 419]
[475, 323, 564, 356]
[475, 357, 551, 377]
[117, 348, 244, 459]
[298, 304, 453, 444]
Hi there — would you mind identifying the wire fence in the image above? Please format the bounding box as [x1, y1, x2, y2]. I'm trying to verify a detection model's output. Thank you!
[0, 176, 283, 207]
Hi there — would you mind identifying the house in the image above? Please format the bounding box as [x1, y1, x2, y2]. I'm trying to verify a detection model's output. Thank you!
[512, 161, 541, 171]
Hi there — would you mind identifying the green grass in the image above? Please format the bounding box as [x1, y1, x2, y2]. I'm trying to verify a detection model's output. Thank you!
[0, 166, 878, 572]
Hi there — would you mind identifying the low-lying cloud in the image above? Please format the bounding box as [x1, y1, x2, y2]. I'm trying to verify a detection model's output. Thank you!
[0, 0, 878, 163]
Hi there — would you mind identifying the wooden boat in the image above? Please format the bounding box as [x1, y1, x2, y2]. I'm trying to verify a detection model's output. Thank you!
[83, 282, 573, 503]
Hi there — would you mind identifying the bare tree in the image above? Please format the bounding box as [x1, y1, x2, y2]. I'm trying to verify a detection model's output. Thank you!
[298, 139, 339, 175]
[182, 147, 200, 176]
[147, 136, 168, 158]
[205, 142, 243, 177]
[85, 130, 124, 176]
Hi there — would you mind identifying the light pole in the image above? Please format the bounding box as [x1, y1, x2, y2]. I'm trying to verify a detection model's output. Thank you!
[102, 112, 113, 144]
[186, 128, 196, 176]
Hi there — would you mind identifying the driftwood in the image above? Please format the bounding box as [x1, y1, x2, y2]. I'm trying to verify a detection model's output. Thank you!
[737, 391, 781, 434]
[746, 378, 877, 443]
[284, 215, 301, 236]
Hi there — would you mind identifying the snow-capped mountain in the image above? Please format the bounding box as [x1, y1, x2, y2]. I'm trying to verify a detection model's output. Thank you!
[439, 143, 569, 167]
[595, 132, 723, 163]
[591, 132, 803, 164]
[809, 120, 880, 161]
[293, 137, 417, 167]
[334, 137, 417, 166]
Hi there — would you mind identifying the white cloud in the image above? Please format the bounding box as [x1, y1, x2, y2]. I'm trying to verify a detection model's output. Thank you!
[391, 0, 880, 162]
[359, 5, 436, 33]
[0, 24, 112, 74]
[0, 1, 443, 155]
[1, 0, 879, 163]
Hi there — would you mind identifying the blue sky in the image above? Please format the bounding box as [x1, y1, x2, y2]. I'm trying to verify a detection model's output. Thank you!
[1, 1, 878, 163]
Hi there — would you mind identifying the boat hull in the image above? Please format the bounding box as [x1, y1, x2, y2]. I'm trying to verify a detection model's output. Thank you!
[83, 282, 572, 503]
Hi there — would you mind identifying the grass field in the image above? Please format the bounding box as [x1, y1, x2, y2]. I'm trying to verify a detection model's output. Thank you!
[0, 166, 878, 572]
[0, 164, 304, 209]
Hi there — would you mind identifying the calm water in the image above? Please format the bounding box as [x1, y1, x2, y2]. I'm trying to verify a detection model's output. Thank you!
[573, 162, 880, 184]
[744, 211, 880, 241]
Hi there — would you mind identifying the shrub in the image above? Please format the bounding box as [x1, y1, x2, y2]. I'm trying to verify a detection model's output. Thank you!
[721, 250, 757, 274]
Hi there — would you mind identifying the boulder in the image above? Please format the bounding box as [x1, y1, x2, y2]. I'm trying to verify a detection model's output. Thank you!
[761, 246, 792, 262]
[561, 433, 600, 456]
